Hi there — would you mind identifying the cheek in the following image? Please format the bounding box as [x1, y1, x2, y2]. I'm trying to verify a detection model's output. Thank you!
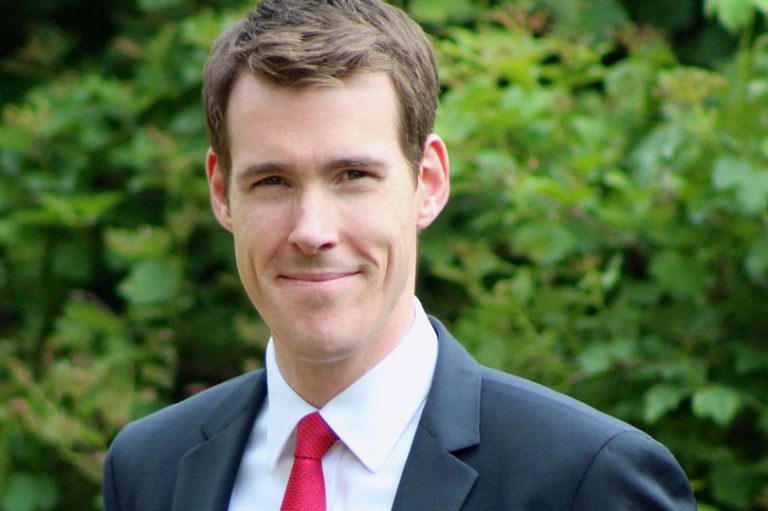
[232, 199, 287, 242]
[358, 201, 419, 269]
[230, 206, 283, 274]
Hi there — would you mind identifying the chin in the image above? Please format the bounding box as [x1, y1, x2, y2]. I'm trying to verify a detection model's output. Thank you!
[276, 316, 367, 358]
[292, 334, 365, 366]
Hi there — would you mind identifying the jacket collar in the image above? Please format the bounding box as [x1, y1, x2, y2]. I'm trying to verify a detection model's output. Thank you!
[392, 317, 481, 511]
[169, 316, 481, 511]
[171, 371, 267, 511]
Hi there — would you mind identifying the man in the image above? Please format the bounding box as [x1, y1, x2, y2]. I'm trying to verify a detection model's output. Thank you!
[103, 0, 696, 509]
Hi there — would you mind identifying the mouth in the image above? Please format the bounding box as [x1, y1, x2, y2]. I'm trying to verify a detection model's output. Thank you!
[280, 271, 359, 283]
[277, 271, 363, 294]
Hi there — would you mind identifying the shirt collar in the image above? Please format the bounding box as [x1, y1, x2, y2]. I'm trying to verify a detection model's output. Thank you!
[265, 297, 438, 472]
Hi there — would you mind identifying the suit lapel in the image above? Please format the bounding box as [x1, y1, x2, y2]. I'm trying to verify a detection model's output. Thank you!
[171, 372, 267, 511]
[392, 318, 481, 511]
[167, 318, 480, 511]
[391, 428, 478, 511]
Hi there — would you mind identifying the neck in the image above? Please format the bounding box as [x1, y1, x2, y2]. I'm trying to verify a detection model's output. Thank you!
[275, 355, 373, 408]
[273, 296, 415, 407]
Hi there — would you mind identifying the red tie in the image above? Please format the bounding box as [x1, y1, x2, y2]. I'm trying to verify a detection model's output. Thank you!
[280, 412, 339, 511]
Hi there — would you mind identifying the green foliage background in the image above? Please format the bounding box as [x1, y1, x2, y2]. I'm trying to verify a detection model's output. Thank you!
[1, 0, 767, 509]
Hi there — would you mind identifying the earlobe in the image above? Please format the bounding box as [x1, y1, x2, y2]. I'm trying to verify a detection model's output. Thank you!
[416, 134, 450, 229]
[206, 148, 233, 232]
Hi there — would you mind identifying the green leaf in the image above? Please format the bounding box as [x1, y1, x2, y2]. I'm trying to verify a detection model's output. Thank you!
[138, 0, 184, 11]
[61, 298, 124, 337]
[512, 221, 579, 265]
[408, 0, 475, 23]
[51, 239, 92, 282]
[745, 237, 768, 281]
[509, 268, 533, 305]
[104, 226, 174, 263]
[546, 0, 628, 39]
[578, 339, 636, 376]
[578, 344, 613, 375]
[631, 125, 686, 184]
[705, 0, 756, 33]
[692, 385, 742, 426]
[711, 461, 762, 507]
[649, 251, 709, 300]
[754, 0, 768, 14]
[118, 258, 182, 305]
[643, 384, 687, 423]
[38, 192, 122, 227]
[712, 156, 768, 214]
[0, 473, 57, 511]
[734, 345, 768, 374]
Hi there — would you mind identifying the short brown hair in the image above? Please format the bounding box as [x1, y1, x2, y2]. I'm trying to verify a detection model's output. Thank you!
[202, 0, 439, 180]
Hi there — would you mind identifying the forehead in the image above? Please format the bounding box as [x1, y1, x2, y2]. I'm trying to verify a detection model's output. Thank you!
[225, 72, 404, 167]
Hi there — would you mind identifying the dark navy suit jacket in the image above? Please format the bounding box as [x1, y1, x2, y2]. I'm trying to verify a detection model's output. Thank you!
[103, 317, 696, 510]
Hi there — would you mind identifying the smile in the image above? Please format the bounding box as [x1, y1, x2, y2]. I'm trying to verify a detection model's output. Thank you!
[278, 272, 361, 291]
[280, 271, 358, 282]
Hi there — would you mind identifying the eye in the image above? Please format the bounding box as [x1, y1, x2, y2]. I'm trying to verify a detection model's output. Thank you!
[255, 176, 285, 186]
[344, 170, 369, 180]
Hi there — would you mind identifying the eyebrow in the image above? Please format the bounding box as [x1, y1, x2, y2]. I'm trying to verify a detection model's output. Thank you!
[235, 156, 389, 185]
[323, 157, 389, 173]
[235, 161, 290, 187]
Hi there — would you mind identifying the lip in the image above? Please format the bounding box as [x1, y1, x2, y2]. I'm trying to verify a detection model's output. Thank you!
[277, 271, 362, 294]
[280, 271, 359, 282]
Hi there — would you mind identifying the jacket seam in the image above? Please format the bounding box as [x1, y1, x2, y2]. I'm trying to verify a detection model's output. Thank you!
[105, 450, 122, 511]
[567, 429, 640, 511]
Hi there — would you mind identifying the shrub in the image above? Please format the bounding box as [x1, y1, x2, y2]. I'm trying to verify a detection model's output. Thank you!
[0, 1, 766, 509]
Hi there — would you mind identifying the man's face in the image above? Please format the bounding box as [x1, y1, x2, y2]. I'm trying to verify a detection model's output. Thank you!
[207, 72, 448, 377]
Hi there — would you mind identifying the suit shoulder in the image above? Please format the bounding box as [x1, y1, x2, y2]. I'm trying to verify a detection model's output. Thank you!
[104, 371, 264, 511]
[479, 366, 642, 442]
[469, 367, 694, 508]
[110, 370, 263, 456]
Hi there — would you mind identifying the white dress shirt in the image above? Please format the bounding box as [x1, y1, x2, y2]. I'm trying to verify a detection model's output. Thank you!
[228, 298, 438, 511]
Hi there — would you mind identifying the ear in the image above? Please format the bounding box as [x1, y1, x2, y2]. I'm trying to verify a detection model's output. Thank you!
[415, 134, 450, 229]
[206, 148, 233, 232]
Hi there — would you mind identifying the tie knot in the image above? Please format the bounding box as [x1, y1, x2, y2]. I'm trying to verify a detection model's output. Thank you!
[294, 412, 338, 460]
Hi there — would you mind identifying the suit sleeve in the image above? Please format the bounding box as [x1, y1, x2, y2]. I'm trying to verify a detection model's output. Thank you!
[570, 431, 696, 510]
[102, 448, 122, 511]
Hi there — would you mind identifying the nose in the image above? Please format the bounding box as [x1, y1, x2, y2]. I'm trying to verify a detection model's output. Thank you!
[287, 188, 340, 255]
